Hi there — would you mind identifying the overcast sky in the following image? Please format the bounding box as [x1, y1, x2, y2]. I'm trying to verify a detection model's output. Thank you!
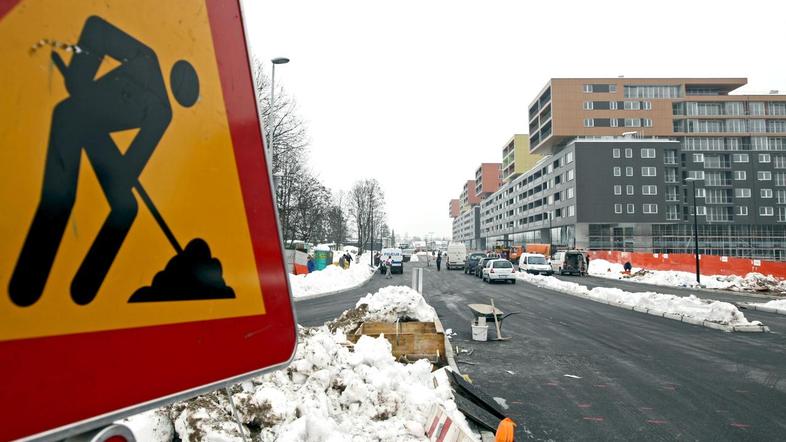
[242, 0, 786, 239]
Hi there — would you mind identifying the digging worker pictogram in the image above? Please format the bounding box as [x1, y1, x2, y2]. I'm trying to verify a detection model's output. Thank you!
[9, 16, 199, 307]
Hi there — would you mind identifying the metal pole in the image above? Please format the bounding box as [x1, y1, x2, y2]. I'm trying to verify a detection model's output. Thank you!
[692, 180, 701, 284]
[370, 203, 374, 265]
[268, 63, 276, 151]
[224, 387, 248, 442]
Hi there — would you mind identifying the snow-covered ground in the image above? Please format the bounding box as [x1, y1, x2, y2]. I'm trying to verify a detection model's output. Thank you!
[288, 253, 375, 298]
[517, 272, 764, 328]
[589, 259, 786, 295]
[120, 286, 476, 441]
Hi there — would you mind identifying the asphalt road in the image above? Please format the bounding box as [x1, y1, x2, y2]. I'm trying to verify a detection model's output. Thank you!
[295, 261, 786, 441]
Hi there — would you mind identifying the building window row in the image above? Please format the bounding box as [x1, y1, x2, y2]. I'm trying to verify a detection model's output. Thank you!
[673, 101, 786, 117]
[585, 118, 653, 128]
[613, 203, 658, 214]
[584, 100, 652, 111]
[583, 84, 617, 93]
[674, 119, 786, 134]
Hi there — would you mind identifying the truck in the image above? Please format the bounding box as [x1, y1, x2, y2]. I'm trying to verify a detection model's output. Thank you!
[379, 247, 404, 274]
[445, 242, 467, 270]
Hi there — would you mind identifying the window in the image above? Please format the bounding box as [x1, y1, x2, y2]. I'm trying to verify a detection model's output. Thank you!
[749, 102, 765, 116]
[642, 185, 658, 195]
[626, 185, 634, 195]
[736, 206, 748, 216]
[610, 118, 619, 127]
[759, 153, 771, 163]
[770, 102, 786, 116]
[725, 119, 746, 132]
[775, 155, 786, 169]
[735, 188, 751, 198]
[566, 152, 574, 163]
[761, 188, 773, 198]
[642, 119, 653, 127]
[768, 120, 786, 133]
[758, 171, 772, 181]
[641, 167, 657, 177]
[643, 101, 652, 110]
[614, 185, 622, 195]
[584, 118, 594, 127]
[613, 148, 621, 158]
[583, 84, 593, 93]
[777, 190, 786, 204]
[749, 120, 766, 133]
[666, 205, 680, 220]
[609, 84, 617, 93]
[626, 167, 634, 177]
[643, 204, 658, 214]
[696, 206, 706, 216]
[688, 170, 704, 180]
[641, 148, 656, 158]
[567, 169, 575, 181]
[583, 101, 593, 110]
[734, 171, 746, 181]
[567, 187, 574, 199]
[624, 85, 681, 98]
[779, 207, 786, 222]
[732, 153, 749, 163]
[627, 203, 635, 214]
[625, 118, 641, 127]
[695, 187, 706, 198]
[568, 205, 575, 217]
[614, 203, 622, 214]
[777, 173, 786, 186]
[610, 101, 618, 110]
[760, 206, 774, 216]
[625, 148, 633, 158]
[693, 153, 704, 163]
[624, 101, 641, 110]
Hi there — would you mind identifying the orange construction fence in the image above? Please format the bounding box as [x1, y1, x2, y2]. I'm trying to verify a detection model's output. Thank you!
[587, 250, 786, 279]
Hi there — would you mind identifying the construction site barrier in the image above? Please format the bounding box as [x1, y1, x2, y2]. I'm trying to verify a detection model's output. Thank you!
[587, 250, 786, 279]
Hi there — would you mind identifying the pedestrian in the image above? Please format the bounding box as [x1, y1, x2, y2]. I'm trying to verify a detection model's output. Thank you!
[385, 256, 392, 279]
[338, 254, 345, 269]
[623, 261, 632, 274]
[345, 252, 353, 269]
[436, 252, 442, 271]
[307, 255, 315, 273]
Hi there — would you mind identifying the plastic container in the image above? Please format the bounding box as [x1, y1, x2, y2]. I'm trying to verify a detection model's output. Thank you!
[471, 324, 488, 341]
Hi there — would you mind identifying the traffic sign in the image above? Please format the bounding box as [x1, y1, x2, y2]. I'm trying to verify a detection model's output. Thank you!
[0, 1, 297, 440]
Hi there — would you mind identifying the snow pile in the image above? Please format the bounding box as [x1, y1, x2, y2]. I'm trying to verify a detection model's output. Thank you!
[315, 244, 332, 252]
[289, 254, 375, 298]
[122, 285, 474, 441]
[518, 272, 761, 327]
[589, 259, 786, 294]
[754, 299, 786, 310]
[356, 285, 438, 323]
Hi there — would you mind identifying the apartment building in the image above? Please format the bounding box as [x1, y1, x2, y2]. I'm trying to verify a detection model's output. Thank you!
[452, 206, 482, 250]
[474, 163, 503, 199]
[502, 135, 540, 183]
[448, 199, 460, 218]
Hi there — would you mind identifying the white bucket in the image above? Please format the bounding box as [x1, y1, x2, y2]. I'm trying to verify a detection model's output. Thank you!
[471, 324, 488, 341]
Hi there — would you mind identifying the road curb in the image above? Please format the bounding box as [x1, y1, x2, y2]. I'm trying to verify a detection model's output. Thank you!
[519, 277, 770, 333]
[742, 303, 786, 316]
[587, 275, 784, 300]
[292, 266, 378, 302]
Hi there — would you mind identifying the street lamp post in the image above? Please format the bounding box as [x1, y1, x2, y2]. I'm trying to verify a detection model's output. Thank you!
[267, 57, 290, 151]
[686, 178, 701, 284]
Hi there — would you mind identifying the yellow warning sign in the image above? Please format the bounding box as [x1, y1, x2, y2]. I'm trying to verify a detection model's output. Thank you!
[0, 1, 266, 341]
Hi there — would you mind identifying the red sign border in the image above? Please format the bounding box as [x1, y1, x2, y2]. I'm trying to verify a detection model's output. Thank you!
[0, 1, 298, 440]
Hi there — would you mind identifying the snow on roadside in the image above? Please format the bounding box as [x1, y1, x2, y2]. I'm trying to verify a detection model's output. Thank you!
[288, 253, 375, 298]
[589, 259, 786, 294]
[121, 287, 476, 441]
[517, 272, 762, 327]
[753, 299, 786, 310]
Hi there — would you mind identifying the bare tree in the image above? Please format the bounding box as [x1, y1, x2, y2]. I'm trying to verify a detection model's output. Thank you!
[327, 191, 349, 247]
[348, 179, 386, 254]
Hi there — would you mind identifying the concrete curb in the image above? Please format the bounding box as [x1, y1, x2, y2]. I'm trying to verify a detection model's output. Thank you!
[292, 266, 378, 302]
[519, 277, 770, 333]
[742, 303, 786, 316]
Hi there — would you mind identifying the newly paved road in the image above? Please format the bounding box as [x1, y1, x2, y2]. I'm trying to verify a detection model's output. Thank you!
[295, 261, 786, 441]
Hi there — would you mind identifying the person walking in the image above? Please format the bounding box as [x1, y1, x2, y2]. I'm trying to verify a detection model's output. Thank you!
[384, 256, 393, 279]
[345, 252, 353, 269]
[306, 255, 315, 273]
[436, 251, 442, 271]
[338, 254, 346, 269]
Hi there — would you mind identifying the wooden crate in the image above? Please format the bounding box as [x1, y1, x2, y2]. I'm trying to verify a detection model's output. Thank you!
[348, 321, 446, 367]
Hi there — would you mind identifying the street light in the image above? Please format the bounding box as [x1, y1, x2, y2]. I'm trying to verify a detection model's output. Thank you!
[267, 57, 290, 151]
[685, 177, 701, 284]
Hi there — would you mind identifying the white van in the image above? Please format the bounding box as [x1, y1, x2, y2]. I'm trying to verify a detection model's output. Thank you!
[517, 253, 553, 275]
[445, 242, 467, 270]
[380, 247, 404, 274]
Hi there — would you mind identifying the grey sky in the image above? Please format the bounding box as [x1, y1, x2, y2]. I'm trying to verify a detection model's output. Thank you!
[242, 0, 786, 238]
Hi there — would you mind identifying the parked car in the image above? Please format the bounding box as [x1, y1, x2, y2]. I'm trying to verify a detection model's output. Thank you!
[474, 257, 496, 278]
[445, 242, 467, 270]
[464, 252, 487, 274]
[550, 250, 588, 275]
[483, 259, 517, 284]
[517, 253, 553, 275]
